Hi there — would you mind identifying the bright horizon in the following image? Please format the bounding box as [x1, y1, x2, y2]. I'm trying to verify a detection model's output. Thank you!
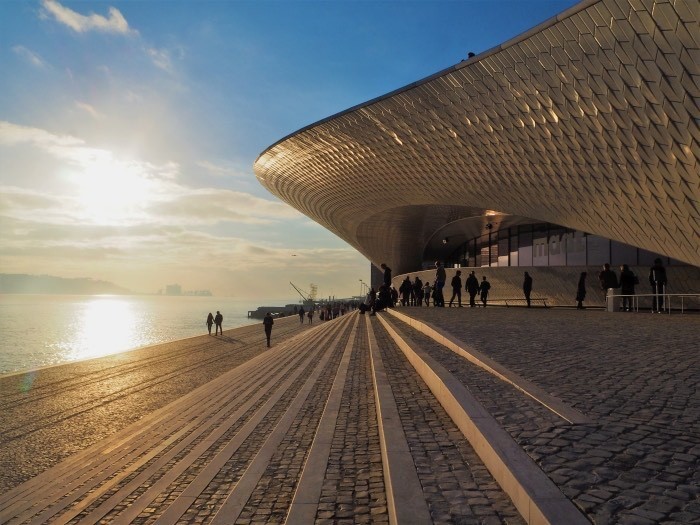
[1, 0, 577, 300]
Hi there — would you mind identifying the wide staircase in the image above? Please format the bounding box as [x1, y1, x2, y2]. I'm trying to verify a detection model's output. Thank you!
[1, 311, 591, 524]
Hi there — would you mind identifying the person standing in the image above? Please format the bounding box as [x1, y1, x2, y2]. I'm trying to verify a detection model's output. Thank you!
[479, 276, 491, 307]
[381, 263, 392, 287]
[598, 263, 619, 291]
[423, 281, 432, 307]
[214, 311, 223, 335]
[649, 258, 668, 313]
[576, 272, 587, 309]
[206, 312, 214, 335]
[618, 264, 637, 311]
[298, 306, 305, 324]
[449, 270, 463, 307]
[307, 309, 314, 324]
[465, 271, 479, 307]
[263, 312, 274, 347]
[414, 276, 424, 306]
[434, 261, 446, 307]
[523, 272, 533, 307]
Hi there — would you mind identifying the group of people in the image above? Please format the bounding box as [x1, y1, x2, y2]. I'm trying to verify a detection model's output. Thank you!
[576, 258, 667, 312]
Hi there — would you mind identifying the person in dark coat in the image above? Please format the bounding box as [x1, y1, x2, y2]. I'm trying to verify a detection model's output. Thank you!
[434, 261, 446, 307]
[465, 271, 479, 307]
[399, 276, 412, 306]
[214, 311, 223, 335]
[618, 264, 637, 312]
[649, 258, 668, 313]
[263, 312, 274, 347]
[479, 276, 491, 307]
[598, 263, 618, 291]
[413, 276, 424, 306]
[449, 270, 462, 307]
[523, 272, 533, 307]
[576, 272, 587, 309]
[298, 306, 305, 324]
[206, 312, 214, 335]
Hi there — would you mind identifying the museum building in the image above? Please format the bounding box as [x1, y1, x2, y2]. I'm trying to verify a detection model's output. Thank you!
[254, 0, 699, 306]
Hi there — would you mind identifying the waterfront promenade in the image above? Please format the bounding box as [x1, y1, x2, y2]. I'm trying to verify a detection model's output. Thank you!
[0, 307, 698, 524]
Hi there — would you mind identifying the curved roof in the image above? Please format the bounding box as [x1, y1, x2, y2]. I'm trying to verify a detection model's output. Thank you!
[255, 0, 699, 275]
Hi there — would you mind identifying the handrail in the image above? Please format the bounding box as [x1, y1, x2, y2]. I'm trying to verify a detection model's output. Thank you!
[605, 292, 700, 314]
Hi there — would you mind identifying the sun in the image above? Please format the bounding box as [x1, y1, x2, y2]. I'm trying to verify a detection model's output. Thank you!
[72, 155, 154, 225]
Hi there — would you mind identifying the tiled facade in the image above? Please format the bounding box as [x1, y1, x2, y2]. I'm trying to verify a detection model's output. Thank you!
[255, 0, 699, 276]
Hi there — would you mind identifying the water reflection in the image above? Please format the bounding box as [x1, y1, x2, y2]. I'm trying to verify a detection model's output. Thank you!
[60, 298, 143, 362]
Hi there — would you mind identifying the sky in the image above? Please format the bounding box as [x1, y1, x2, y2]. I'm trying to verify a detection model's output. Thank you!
[0, 0, 577, 302]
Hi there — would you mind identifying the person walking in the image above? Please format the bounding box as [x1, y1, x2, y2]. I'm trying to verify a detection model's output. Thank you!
[649, 258, 668, 313]
[449, 270, 463, 307]
[523, 272, 533, 307]
[434, 261, 446, 307]
[307, 309, 314, 324]
[214, 311, 223, 335]
[298, 306, 305, 324]
[576, 272, 587, 309]
[206, 312, 214, 335]
[465, 271, 479, 307]
[479, 276, 491, 307]
[618, 264, 637, 311]
[263, 312, 274, 347]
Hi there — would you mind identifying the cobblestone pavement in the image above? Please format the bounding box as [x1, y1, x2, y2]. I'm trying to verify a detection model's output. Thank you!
[371, 319, 525, 525]
[0, 316, 308, 492]
[393, 306, 700, 524]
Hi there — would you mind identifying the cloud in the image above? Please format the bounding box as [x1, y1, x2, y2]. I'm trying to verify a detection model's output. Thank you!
[41, 0, 134, 35]
[146, 47, 173, 73]
[11, 45, 47, 68]
[197, 160, 247, 178]
[75, 101, 104, 119]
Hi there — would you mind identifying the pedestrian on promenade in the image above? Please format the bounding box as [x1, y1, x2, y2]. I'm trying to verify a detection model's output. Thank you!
[649, 258, 668, 313]
[465, 271, 479, 307]
[298, 306, 305, 324]
[263, 312, 274, 347]
[619, 264, 637, 311]
[479, 276, 491, 307]
[576, 272, 587, 309]
[434, 261, 446, 307]
[414, 276, 424, 306]
[206, 312, 214, 335]
[523, 272, 533, 307]
[399, 276, 412, 306]
[380, 263, 392, 287]
[214, 311, 223, 335]
[449, 270, 463, 307]
[598, 263, 619, 291]
[307, 309, 314, 324]
[423, 281, 431, 307]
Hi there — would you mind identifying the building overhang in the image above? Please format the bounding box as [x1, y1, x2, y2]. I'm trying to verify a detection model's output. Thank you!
[254, 0, 700, 273]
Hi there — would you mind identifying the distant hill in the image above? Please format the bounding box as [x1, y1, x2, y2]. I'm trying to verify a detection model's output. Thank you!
[0, 274, 131, 295]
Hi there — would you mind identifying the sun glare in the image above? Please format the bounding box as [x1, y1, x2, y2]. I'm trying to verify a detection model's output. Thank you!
[73, 157, 153, 224]
[68, 298, 142, 361]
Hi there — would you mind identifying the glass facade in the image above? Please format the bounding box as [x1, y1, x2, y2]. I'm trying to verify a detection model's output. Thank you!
[444, 224, 677, 268]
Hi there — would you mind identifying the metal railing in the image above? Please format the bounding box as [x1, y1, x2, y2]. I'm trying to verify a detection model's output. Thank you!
[605, 292, 700, 314]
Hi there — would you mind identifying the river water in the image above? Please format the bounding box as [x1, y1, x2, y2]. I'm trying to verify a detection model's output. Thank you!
[0, 295, 289, 375]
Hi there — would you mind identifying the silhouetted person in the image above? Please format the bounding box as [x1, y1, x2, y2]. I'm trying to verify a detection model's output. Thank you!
[465, 271, 479, 307]
[214, 311, 223, 335]
[598, 263, 618, 291]
[423, 281, 431, 307]
[619, 264, 637, 312]
[414, 276, 424, 306]
[298, 306, 305, 324]
[399, 276, 412, 306]
[434, 261, 446, 307]
[479, 276, 491, 307]
[370, 285, 390, 316]
[263, 312, 274, 347]
[576, 272, 587, 309]
[649, 258, 667, 313]
[307, 309, 314, 324]
[523, 272, 533, 307]
[206, 312, 214, 335]
[381, 263, 392, 305]
[449, 270, 462, 307]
